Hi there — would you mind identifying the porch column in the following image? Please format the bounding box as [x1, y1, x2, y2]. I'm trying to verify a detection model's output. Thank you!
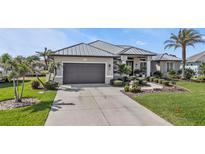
[146, 57, 151, 77]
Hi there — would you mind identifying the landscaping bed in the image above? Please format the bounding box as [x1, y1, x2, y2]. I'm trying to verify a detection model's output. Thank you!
[122, 85, 187, 97]
[0, 98, 39, 110]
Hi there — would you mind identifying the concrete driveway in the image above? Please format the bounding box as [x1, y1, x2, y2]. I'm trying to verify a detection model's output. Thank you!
[45, 85, 171, 126]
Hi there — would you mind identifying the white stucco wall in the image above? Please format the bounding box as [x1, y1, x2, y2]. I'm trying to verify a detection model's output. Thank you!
[151, 61, 181, 76]
[52, 56, 113, 84]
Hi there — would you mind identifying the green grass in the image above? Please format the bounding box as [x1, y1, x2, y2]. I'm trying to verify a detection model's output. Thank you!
[0, 78, 56, 126]
[134, 81, 205, 125]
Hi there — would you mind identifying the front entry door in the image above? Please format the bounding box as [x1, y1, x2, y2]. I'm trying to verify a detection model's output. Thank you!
[126, 61, 134, 76]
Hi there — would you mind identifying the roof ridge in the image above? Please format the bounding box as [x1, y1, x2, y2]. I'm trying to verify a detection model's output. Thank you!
[86, 43, 116, 56]
[118, 47, 132, 54]
[89, 40, 124, 50]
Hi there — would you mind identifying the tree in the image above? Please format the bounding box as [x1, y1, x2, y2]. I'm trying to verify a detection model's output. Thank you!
[199, 63, 205, 75]
[26, 55, 45, 87]
[117, 64, 132, 76]
[8, 56, 30, 102]
[48, 60, 62, 81]
[164, 29, 205, 78]
[0, 53, 12, 75]
[36, 47, 54, 70]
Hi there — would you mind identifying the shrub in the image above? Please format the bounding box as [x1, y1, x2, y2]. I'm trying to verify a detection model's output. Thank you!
[129, 85, 141, 93]
[137, 77, 145, 85]
[44, 81, 59, 90]
[124, 85, 129, 92]
[198, 76, 205, 81]
[153, 71, 162, 78]
[142, 80, 147, 85]
[162, 80, 170, 86]
[153, 78, 159, 83]
[170, 80, 176, 85]
[31, 80, 40, 89]
[133, 80, 140, 86]
[149, 77, 155, 82]
[134, 69, 141, 75]
[158, 79, 164, 84]
[113, 80, 123, 86]
[184, 68, 195, 80]
[168, 70, 176, 79]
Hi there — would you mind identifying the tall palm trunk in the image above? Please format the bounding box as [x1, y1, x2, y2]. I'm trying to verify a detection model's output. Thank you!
[19, 76, 25, 101]
[182, 44, 186, 79]
[13, 78, 18, 102]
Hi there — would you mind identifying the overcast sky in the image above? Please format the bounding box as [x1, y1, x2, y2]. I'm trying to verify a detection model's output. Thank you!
[0, 28, 205, 58]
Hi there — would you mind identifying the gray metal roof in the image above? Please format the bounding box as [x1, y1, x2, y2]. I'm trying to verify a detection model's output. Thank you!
[89, 40, 124, 54]
[119, 47, 156, 56]
[187, 51, 205, 62]
[53, 40, 157, 57]
[152, 53, 181, 61]
[89, 40, 156, 56]
[54, 43, 115, 57]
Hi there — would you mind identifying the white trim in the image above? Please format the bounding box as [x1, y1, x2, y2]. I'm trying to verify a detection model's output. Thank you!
[61, 61, 113, 83]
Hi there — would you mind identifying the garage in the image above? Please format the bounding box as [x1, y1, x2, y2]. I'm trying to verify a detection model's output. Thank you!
[63, 63, 105, 84]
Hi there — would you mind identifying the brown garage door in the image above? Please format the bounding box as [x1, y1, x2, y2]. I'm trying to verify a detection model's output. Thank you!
[63, 63, 105, 84]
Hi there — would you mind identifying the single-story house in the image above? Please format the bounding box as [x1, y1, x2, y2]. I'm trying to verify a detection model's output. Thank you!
[151, 53, 181, 76]
[186, 51, 205, 75]
[51, 40, 156, 84]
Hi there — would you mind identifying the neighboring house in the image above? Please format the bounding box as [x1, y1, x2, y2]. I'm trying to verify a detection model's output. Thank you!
[151, 53, 181, 76]
[186, 51, 205, 75]
[51, 40, 156, 84]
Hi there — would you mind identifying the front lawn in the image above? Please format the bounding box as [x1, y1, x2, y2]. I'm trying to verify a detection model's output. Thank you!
[0, 78, 56, 126]
[134, 81, 205, 125]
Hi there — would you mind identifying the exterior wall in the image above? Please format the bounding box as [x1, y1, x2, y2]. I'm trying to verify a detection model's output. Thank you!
[151, 61, 181, 76]
[52, 56, 113, 84]
[186, 62, 201, 75]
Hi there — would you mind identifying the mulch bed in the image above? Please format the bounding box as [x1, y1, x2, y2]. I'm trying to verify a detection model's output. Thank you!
[0, 98, 39, 110]
[121, 85, 188, 98]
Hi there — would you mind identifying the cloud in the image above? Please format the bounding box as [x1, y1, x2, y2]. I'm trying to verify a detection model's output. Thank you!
[201, 35, 205, 40]
[136, 40, 147, 45]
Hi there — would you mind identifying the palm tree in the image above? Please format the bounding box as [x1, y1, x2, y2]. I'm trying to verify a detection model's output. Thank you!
[26, 55, 45, 87]
[36, 47, 54, 70]
[48, 60, 62, 81]
[164, 29, 205, 78]
[0, 53, 12, 75]
[8, 56, 30, 102]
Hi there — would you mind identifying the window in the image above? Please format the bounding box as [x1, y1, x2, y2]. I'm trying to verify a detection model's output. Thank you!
[140, 62, 147, 73]
[167, 62, 173, 71]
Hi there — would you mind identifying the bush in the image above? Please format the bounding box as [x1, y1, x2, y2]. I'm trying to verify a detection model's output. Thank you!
[129, 85, 141, 93]
[170, 80, 176, 85]
[198, 76, 205, 81]
[133, 80, 140, 86]
[158, 79, 164, 84]
[184, 68, 195, 80]
[134, 69, 141, 75]
[44, 81, 59, 90]
[124, 85, 129, 92]
[153, 78, 159, 83]
[162, 80, 170, 86]
[31, 80, 40, 89]
[168, 70, 176, 79]
[113, 80, 123, 86]
[153, 71, 162, 78]
[149, 77, 155, 82]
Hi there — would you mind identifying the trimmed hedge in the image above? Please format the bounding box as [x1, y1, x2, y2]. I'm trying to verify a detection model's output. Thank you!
[162, 80, 170, 86]
[113, 80, 123, 86]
